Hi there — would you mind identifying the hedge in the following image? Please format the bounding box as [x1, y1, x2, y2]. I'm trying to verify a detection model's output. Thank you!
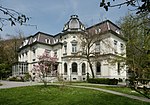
[87, 78, 118, 85]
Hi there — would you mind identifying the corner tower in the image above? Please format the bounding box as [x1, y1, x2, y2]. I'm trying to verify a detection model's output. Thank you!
[63, 15, 85, 32]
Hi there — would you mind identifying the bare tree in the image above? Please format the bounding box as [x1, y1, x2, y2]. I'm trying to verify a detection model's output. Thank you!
[100, 0, 150, 14]
[0, 5, 29, 31]
[79, 30, 119, 78]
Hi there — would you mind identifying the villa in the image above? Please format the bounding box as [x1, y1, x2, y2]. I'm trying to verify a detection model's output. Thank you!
[12, 15, 127, 81]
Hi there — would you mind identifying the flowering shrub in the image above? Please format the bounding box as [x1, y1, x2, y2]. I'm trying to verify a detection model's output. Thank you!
[33, 50, 58, 86]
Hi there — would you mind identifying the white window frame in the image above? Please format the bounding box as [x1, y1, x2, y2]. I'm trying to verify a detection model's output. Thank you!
[95, 41, 100, 53]
[72, 43, 77, 53]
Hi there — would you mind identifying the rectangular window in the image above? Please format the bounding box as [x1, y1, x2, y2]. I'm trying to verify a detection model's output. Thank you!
[114, 40, 117, 45]
[114, 40, 118, 53]
[25, 51, 28, 55]
[95, 41, 100, 53]
[120, 43, 124, 53]
[64, 45, 67, 54]
[72, 43, 77, 53]
[54, 50, 57, 57]
[82, 46, 87, 55]
[32, 49, 36, 61]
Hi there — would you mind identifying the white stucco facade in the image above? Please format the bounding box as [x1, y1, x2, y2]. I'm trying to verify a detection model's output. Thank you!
[12, 15, 127, 81]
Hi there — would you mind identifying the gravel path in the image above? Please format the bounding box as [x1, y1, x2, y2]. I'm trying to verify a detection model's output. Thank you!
[0, 81, 39, 89]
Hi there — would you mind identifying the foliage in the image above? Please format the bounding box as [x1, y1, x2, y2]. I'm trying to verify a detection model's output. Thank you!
[88, 78, 118, 85]
[0, 86, 149, 105]
[33, 51, 58, 86]
[118, 13, 150, 98]
[0, 63, 11, 78]
[0, 5, 29, 31]
[119, 13, 150, 79]
[0, 35, 23, 78]
[0, 37, 23, 64]
[23, 73, 31, 81]
[100, 0, 150, 14]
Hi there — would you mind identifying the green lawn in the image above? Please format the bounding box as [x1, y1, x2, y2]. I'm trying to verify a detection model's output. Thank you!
[0, 85, 149, 105]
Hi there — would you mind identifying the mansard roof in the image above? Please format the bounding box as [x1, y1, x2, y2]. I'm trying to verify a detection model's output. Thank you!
[86, 20, 122, 36]
[19, 32, 62, 51]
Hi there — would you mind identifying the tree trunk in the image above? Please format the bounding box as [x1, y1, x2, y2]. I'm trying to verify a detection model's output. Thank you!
[44, 81, 47, 87]
[87, 58, 95, 78]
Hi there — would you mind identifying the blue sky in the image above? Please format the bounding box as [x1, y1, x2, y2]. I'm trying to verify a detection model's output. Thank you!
[0, 0, 132, 38]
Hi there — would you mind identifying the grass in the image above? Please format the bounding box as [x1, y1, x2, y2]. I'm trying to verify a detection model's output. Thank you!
[0, 85, 149, 105]
[68, 83, 145, 97]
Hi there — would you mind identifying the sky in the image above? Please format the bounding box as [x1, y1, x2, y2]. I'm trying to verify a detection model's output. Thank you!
[0, 0, 133, 38]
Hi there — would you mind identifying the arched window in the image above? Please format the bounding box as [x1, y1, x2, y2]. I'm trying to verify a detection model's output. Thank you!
[64, 63, 67, 75]
[72, 62, 77, 74]
[82, 63, 86, 75]
[96, 62, 101, 75]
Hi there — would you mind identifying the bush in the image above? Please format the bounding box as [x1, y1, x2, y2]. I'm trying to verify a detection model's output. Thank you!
[118, 78, 123, 82]
[87, 78, 118, 85]
[8, 76, 23, 82]
[23, 73, 31, 81]
[108, 79, 118, 85]
[137, 78, 150, 85]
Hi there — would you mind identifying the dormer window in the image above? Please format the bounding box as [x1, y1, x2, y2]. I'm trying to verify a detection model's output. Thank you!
[33, 38, 37, 42]
[95, 29, 98, 34]
[23, 39, 28, 46]
[95, 28, 101, 34]
[81, 25, 85, 30]
[45, 39, 50, 44]
[98, 28, 101, 33]
[64, 24, 68, 30]
[115, 30, 120, 34]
